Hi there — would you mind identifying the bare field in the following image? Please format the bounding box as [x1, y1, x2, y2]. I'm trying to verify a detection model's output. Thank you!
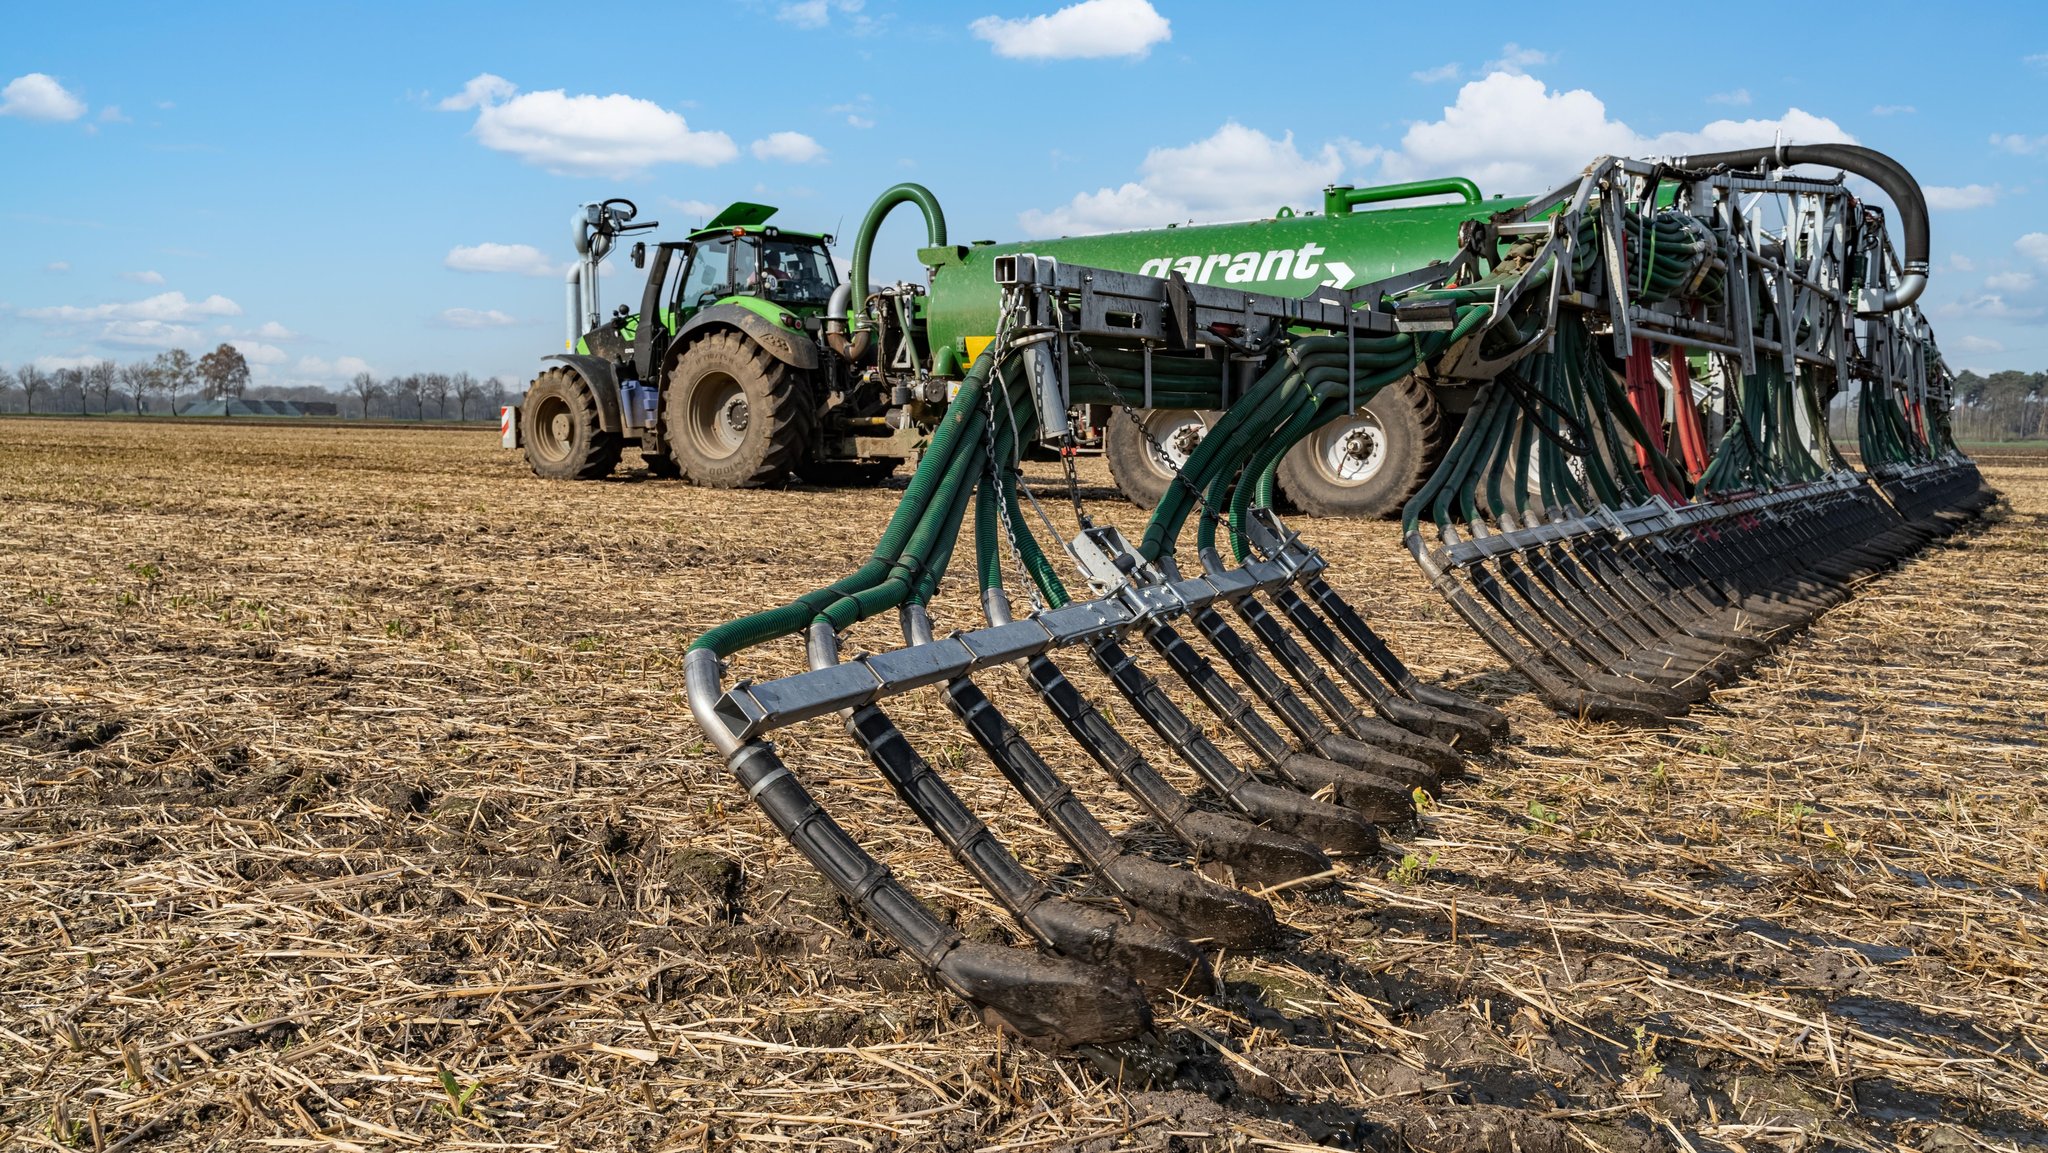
[3, 419, 2046, 1152]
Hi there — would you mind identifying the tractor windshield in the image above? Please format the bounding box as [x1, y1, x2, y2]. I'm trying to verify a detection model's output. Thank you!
[738, 236, 837, 307]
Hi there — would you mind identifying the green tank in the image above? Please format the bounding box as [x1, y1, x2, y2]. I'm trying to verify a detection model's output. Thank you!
[908, 178, 1530, 519]
[919, 179, 1526, 372]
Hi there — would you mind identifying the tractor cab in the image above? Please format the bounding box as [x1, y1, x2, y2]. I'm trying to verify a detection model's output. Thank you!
[668, 203, 839, 330]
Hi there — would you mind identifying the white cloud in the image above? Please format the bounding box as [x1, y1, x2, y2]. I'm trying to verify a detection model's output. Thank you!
[298, 355, 374, 379]
[970, 0, 1169, 60]
[1376, 71, 1850, 195]
[1991, 133, 2047, 155]
[252, 321, 300, 341]
[437, 73, 516, 111]
[445, 243, 560, 277]
[1937, 293, 2043, 321]
[439, 307, 520, 328]
[1984, 270, 2036, 292]
[45, 261, 69, 273]
[441, 74, 737, 177]
[0, 73, 86, 121]
[121, 269, 166, 285]
[1411, 62, 1461, 84]
[34, 355, 102, 372]
[663, 198, 721, 220]
[1956, 335, 2006, 354]
[1923, 184, 2000, 211]
[2026, 53, 2048, 69]
[1483, 43, 1552, 75]
[846, 114, 875, 129]
[1020, 122, 1363, 235]
[1708, 89, 1751, 107]
[101, 321, 204, 348]
[230, 340, 289, 366]
[751, 131, 825, 164]
[777, 0, 864, 28]
[98, 105, 128, 124]
[1950, 254, 1977, 272]
[2017, 233, 2048, 266]
[23, 291, 242, 324]
[1871, 104, 1916, 117]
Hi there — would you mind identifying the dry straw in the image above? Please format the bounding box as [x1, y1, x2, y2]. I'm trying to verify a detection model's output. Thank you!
[2, 421, 2044, 1150]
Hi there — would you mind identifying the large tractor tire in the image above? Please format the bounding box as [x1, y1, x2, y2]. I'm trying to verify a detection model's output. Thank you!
[521, 367, 622, 480]
[666, 332, 813, 488]
[1277, 377, 1446, 519]
[1104, 407, 1214, 510]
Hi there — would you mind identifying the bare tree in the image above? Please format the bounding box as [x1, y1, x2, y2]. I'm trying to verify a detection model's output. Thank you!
[490, 375, 509, 413]
[196, 343, 251, 401]
[390, 374, 425, 420]
[349, 371, 382, 420]
[0, 366, 13, 412]
[452, 372, 482, 421]
[421, 372, 452, 420]
[53, 366, 86, 413]
[155, 349, 195, 415]
[119, 361, 156, 415]
[87, 359, 117, 414]
[17, 364, 48, 413]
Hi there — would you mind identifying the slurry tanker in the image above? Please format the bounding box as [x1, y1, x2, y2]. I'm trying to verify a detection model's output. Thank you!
[511, 178, 1520, 517]
[514, 140, 1988, 1050]
[664, 142, 1986, 1047]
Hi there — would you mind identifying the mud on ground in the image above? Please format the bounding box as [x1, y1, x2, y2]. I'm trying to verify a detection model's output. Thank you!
[2, 420, 2045, 1152]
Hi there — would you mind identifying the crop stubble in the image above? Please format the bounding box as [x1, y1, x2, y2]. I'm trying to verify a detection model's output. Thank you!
[2, 420, 2045, 1151]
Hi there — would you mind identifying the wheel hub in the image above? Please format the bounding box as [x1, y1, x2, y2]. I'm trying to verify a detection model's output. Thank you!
[1316, 412, 1387, 485]
[1142, 412, 1207, 474]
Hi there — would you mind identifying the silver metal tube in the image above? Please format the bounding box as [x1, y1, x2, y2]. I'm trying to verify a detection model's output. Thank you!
[807, 621, 840, 672]
[564, 266, 582, 350]
[684, 648, 741, 758]
[1883, 269, 1927, 312]
[901, 604, 935, 647]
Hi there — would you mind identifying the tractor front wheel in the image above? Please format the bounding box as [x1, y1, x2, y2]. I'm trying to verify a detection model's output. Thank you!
[665, 332, 812, 488]
[521, 368, 622, 480]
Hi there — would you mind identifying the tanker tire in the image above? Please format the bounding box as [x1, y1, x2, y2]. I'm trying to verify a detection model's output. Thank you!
[1105, 407, 1212, 511]
[666, 332, 812, 489]
[1277, 376, 1445, 519]
[521, 367, 622, 481]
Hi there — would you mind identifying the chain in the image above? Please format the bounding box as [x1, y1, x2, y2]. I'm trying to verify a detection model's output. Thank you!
[980, 292, 1045, 613]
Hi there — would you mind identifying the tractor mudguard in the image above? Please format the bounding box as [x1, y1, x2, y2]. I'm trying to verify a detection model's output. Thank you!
[674, 303, 820, 373]
[541, 354, 624, 433]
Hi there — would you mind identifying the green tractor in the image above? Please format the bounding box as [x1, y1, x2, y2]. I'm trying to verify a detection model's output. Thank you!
[516, 198, 917, 486]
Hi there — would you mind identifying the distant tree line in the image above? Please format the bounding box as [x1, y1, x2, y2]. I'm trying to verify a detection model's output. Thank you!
[0, 343, 515, 420]
[1948, 370, 2048, 442]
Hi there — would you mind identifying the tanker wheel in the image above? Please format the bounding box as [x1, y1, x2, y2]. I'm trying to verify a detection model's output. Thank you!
[521, 367, 622, 480]
[665, 332, 813, 488]
[1104, 407, 1214, 510]
[1277, 377, 1444, 519]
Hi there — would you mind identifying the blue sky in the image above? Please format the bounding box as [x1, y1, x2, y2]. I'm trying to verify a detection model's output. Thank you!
[4, 0, 2047, 390]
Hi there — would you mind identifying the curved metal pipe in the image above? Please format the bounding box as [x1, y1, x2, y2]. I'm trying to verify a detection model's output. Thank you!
[823, 282, 872, 363]
[1670, 142, 1929, 312]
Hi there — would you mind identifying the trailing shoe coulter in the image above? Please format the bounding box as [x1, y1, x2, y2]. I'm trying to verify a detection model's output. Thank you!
[683, 143, 1990, 1047]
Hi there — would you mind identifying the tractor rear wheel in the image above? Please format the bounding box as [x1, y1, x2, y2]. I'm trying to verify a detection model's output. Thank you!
[1104, 407, 1214, 510]
[666, 332, 812, 488]
[521, 368, 622, 480]
[1277, 377, 1445, 519]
